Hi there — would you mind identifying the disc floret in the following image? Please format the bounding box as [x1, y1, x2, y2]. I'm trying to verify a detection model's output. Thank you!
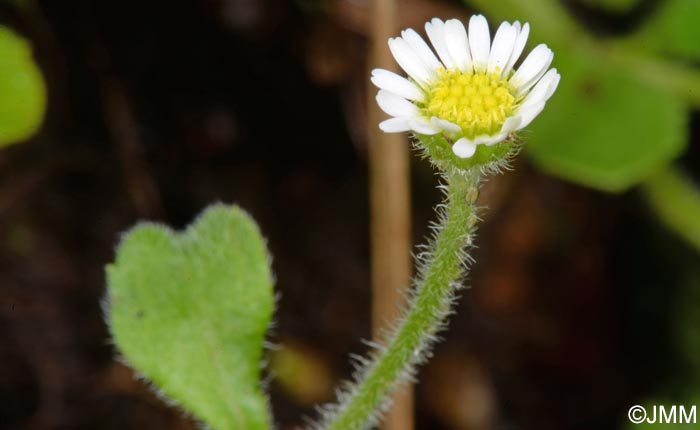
[424, 69, 516, 139]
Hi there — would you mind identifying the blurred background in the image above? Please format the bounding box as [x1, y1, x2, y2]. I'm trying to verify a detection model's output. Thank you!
[0, 0, 699, 429]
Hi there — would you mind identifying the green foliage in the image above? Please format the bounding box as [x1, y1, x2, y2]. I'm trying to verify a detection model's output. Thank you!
[643, 168, 700, 249]
[527, 50, 686, 192]
[0, 26, 46, 147]
[578, 0, 640, 13]
[641, 0, 700, 61]
[106, 204, 274, 430]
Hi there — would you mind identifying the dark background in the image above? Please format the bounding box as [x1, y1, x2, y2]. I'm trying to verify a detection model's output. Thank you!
[1, 0, 698, 429]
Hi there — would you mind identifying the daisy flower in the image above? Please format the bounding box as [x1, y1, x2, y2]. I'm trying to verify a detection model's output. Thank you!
[371, 15, 560, 158]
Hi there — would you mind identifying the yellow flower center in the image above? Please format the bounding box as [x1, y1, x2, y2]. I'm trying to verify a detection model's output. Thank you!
[423, 69, 516, 138]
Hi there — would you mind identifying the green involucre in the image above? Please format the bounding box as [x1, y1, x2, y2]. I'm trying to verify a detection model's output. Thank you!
[418, 132, 513, 172]
[106, 204, 274, 430]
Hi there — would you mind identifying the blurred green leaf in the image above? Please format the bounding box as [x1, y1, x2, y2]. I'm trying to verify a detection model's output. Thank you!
[640, 0, 700, 61]
[527, 50, 687, 192]
[643, 168, 700, 250]
[466, 0, 587, 42]
[0, 26, 46, 147]
[578, 0, 641, 13]
[107, 204, 274, 430]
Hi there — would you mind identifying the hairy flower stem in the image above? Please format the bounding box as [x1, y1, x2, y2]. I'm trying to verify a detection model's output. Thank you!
[321, 166, 481, 430]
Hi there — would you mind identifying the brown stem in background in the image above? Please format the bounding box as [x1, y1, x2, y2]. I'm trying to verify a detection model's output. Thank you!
[78, 1, 163, 219]
[367, 1, 414, 430]
[98, 78, 163, 218]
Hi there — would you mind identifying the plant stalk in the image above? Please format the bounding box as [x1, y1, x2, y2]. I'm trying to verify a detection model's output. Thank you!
[319, 166, 480, 430]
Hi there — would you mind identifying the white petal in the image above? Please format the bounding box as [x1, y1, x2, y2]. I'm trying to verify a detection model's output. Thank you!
[388, 37, 434, 86]
[425, 18, 454, 69]
[541, 68, 561, 100]
[518, 68, 560, 110]
[401, 29, 442, 72]
[512, 21, 522, 32]
[501, 115, 522, 134]
[482, 133, 507, 146]
[408, 117, 440, 135]
[453, 137, 477, 158]
[430, 116, 461, 133]
[376, 89, 419, 117]
[379, 117, 412, 132]
[444, 19, 472, 72]
[371, 69, 425, 102]
[468, 15, 491, 71]
[477, 116, 520, 146]
[503, 22, 530, 76]
[488, 22, 517, 75]
[516, 101, 546, 128]
[510, 44, 553, 96]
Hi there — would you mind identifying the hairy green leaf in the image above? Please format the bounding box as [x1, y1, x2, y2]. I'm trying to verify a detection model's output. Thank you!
[526, 50, 687, 192]
[0, 26, 46, 147]
[107, 204, 274, 430]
